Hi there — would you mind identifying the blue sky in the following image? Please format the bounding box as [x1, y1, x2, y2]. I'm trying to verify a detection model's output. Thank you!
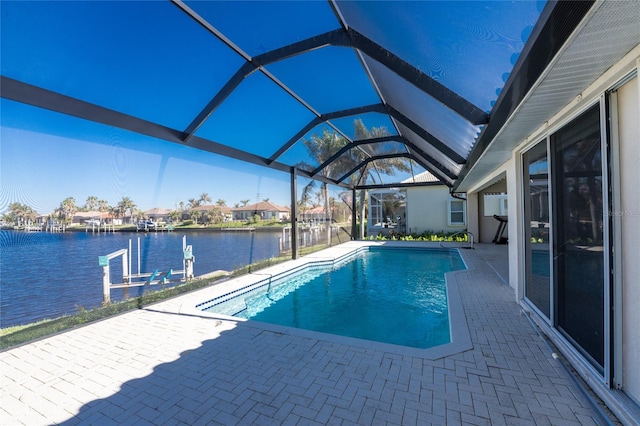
[0, 99, 293, 215]
[0, 1, 542, 215]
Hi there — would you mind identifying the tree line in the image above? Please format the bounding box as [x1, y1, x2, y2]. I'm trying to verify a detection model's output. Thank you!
[2, 193, 273, 227]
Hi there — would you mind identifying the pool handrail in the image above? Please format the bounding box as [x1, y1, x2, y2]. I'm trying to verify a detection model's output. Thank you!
[441, 231, 474, 249]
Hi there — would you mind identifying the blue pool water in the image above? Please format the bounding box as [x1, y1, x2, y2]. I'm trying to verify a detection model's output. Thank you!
[206, 248, 466, 349]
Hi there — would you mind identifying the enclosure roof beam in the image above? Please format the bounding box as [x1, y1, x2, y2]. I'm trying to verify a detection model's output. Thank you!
[268, 104, 387, 163]
[310, 136, 400, 176]
[337, 153, 418, 184]
[0, 76, 348, 189]
[355, 181, 449, 190]
[383, 105, 466, 165]
[343, 28, 489, 126]
[310, 134, 458, 182]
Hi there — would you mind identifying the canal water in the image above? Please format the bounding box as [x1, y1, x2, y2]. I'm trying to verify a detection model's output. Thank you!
[0, 229, 281, 328]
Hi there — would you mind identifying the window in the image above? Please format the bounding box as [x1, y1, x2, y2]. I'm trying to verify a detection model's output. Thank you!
[448, 199, 466, 226]
[483, 193, 508, 216]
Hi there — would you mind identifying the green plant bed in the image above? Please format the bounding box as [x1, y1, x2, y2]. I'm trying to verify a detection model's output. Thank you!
[366, 230, 469, 242]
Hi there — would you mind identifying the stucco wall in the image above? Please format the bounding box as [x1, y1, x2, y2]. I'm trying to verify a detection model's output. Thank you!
[618, 75, 640, 406]
[466, 192, 479, 244]
[406, 185, 466, 234]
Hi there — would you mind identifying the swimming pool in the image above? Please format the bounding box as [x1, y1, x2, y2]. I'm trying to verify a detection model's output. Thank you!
[200, 245, 466, 350]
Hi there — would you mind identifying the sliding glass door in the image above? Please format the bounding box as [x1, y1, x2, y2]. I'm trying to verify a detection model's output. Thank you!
[523, 141, 551, 318]
[551, 104, 605, 370]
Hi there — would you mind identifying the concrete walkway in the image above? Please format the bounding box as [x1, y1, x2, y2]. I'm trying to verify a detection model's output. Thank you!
[1, 243, 609, 425]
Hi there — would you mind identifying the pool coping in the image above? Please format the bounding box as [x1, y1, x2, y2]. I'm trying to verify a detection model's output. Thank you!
[169, 241, 474, 360]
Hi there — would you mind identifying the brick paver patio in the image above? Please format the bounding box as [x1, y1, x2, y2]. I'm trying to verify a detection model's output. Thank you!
[1, 243, 611, 425]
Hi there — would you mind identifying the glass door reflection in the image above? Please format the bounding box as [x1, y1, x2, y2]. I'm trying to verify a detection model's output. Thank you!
[552, 104, 605, 371]
[524, 140, 551, 318]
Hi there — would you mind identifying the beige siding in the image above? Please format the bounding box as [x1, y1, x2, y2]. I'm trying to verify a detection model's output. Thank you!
[618, 75, 640, 405]
[406, 186, 465, 234]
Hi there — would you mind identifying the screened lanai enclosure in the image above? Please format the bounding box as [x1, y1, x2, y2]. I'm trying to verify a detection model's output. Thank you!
[2, 0, 548, 185]
[1, 0, 590, 257]
[3, 1, 640, 421]
[0, 0, 631, 280]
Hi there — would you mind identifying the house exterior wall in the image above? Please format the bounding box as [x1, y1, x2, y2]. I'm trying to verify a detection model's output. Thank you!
[406, 185, 466, 234]
[232, 210, 288, 221]
[499, 51, 640, 418]
[617, 73, 640, 406]
[465, 192, 479, 244]
[272, 211, 289, 221]
[146, 213, 168, 222]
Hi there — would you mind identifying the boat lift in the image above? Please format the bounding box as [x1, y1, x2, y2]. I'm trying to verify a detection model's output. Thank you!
[99, 235, 194, 304]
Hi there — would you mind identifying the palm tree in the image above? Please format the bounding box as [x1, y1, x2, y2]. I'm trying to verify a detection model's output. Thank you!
[84, 195, 99, 211]
[189, 209, 200, 225]
[23, 206, 37, 225]
[300, 120, 410, 239]
[203, 207, 223, 225]
[56, 197, 78, 224]
[133, 208, 144, 222]
[168, 210, 182, 224]
[186, 198, 203, 225]
[108, 205, 119, 225]
[5, 202, 23, 225]
[298, 185, 313, 217]
[199, 193, 212, 205]
[298, 128, 353, 243]
[116, 197, 136, 224]
[98, 199, 110, 212]
[5, 202, 36, 226]
[216, 199, 226, 207]
[240, 199, 250, 207]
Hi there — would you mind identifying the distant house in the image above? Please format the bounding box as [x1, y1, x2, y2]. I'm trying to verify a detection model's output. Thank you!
[72, 211, 105, 225]
[299, 206, 330, 224]
[36, 213, 53, 225]
[189, 205, 233, 223]
[232, 201, 290, 222]
[144, 207, 172, 223]
[72, 211, 120, 225]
